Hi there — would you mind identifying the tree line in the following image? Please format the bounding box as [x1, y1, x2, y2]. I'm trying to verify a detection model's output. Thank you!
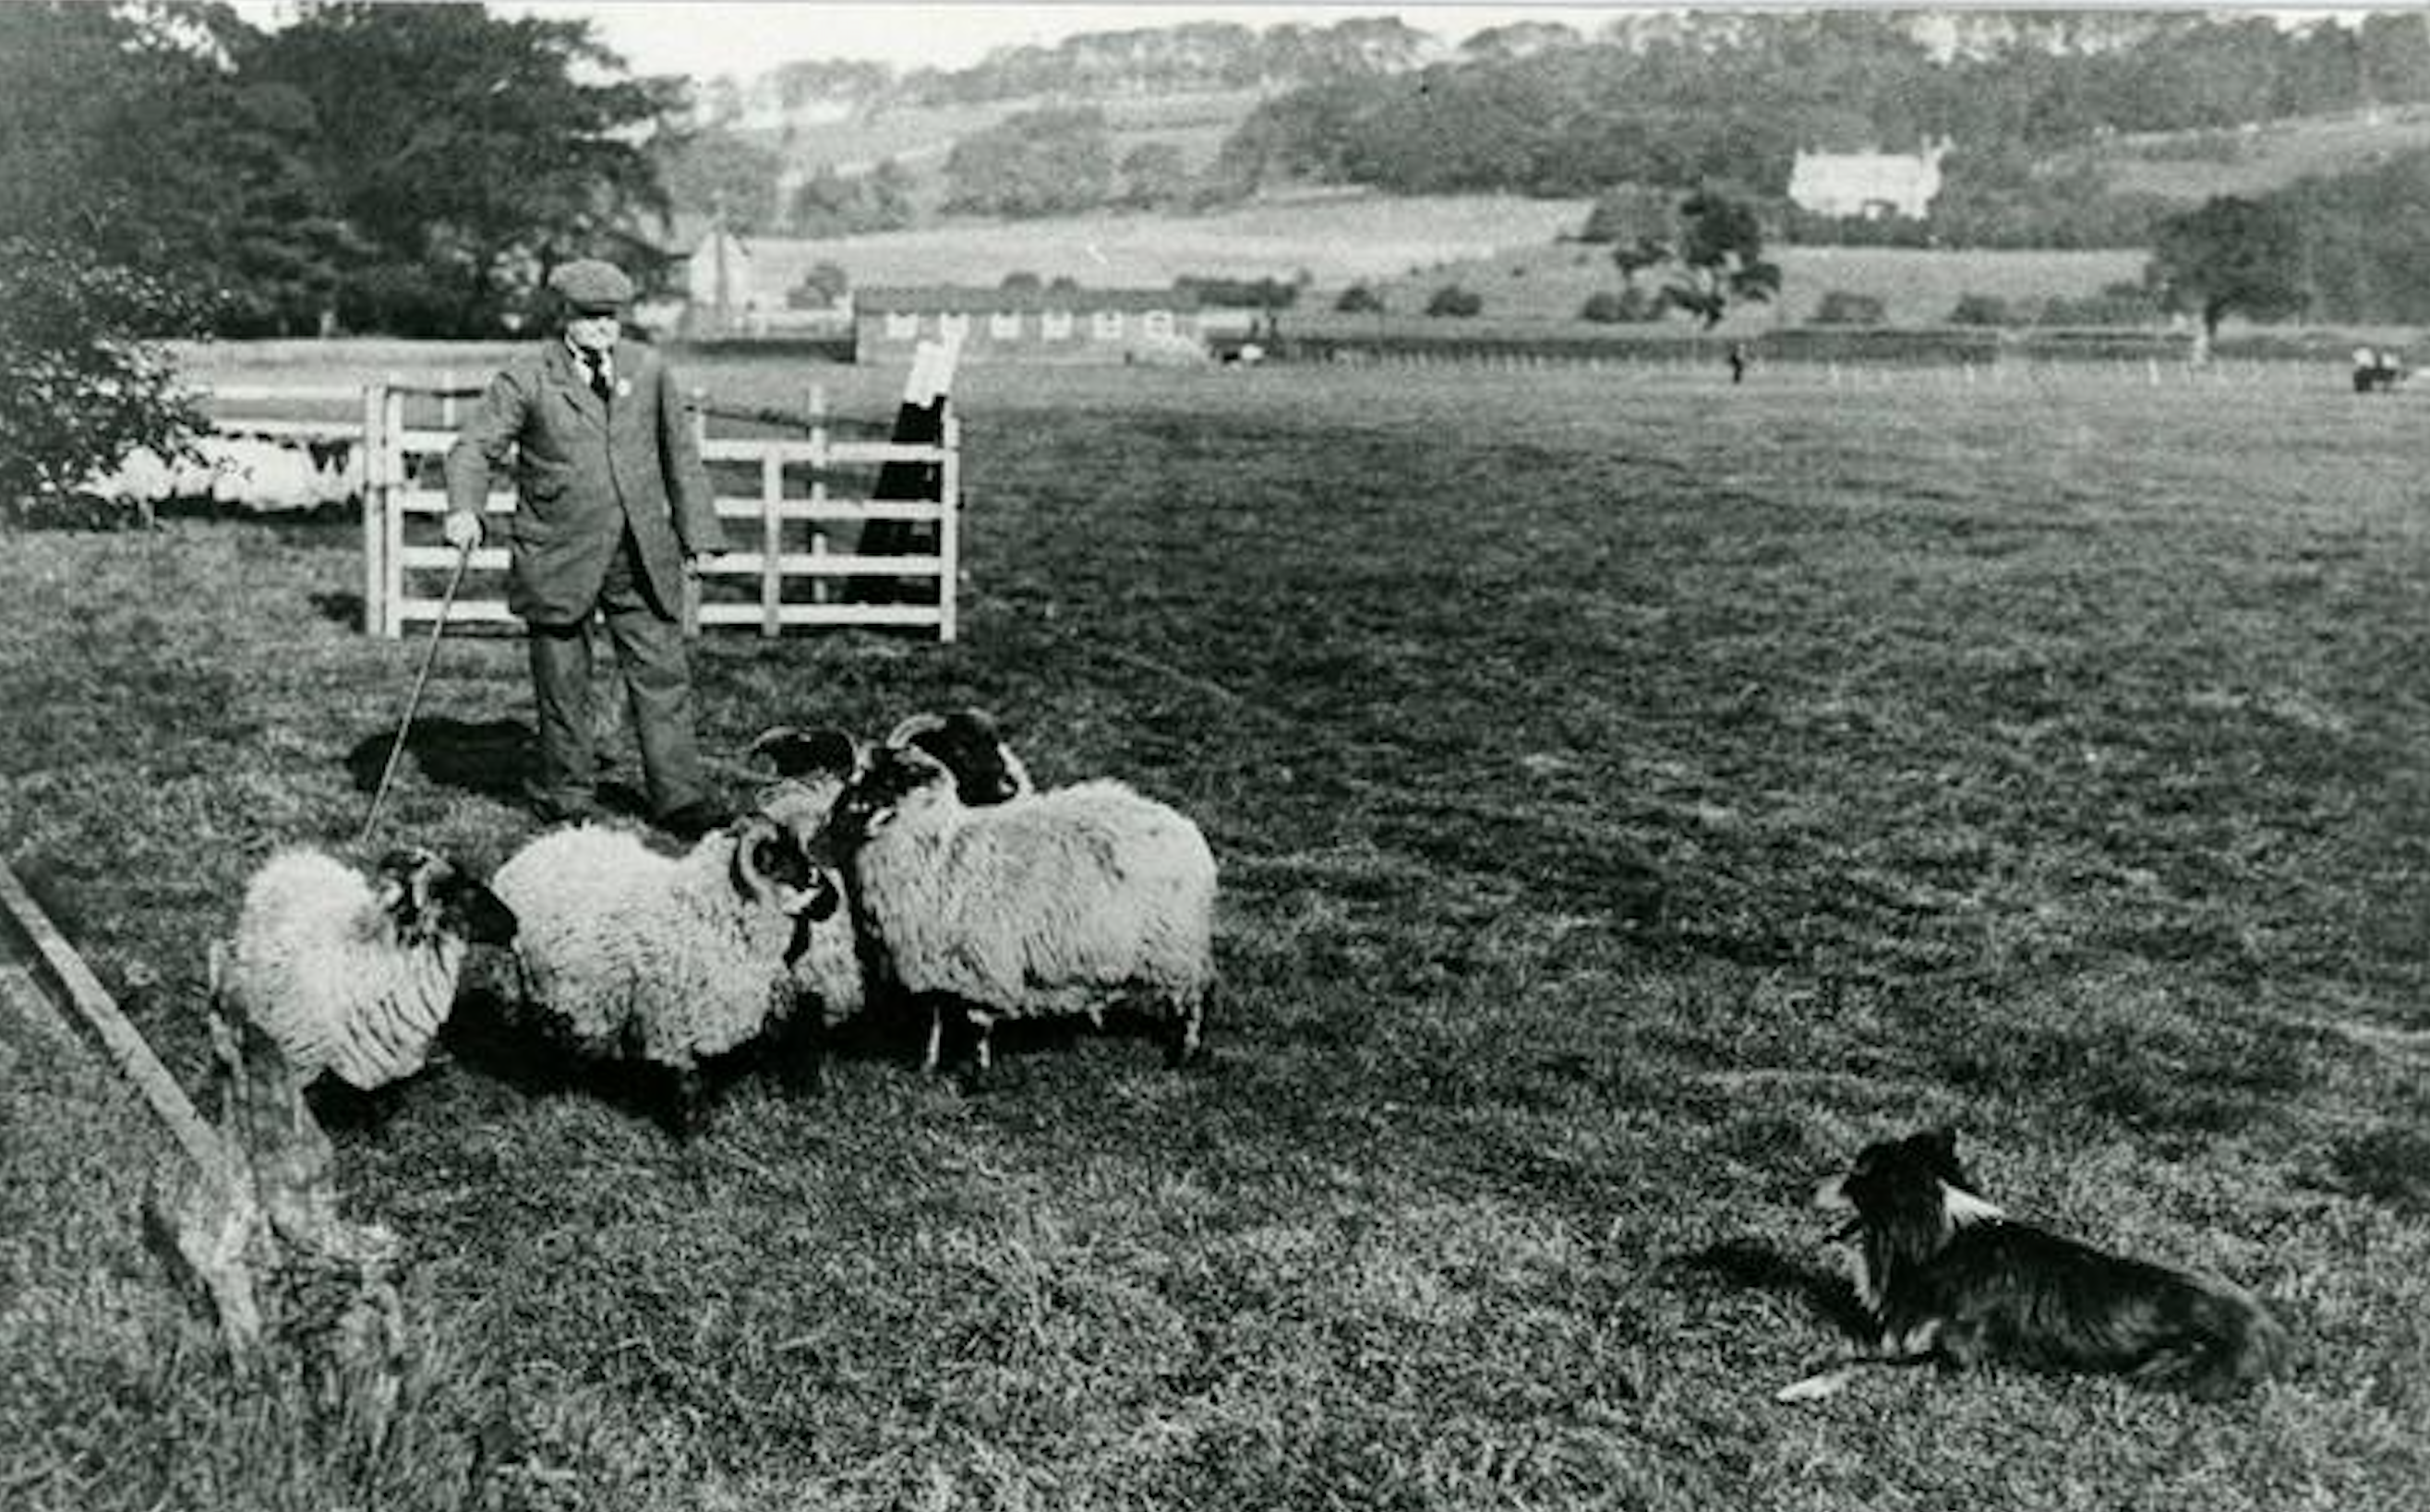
[1219, 12, 2430, 213]
[1, 1, 684, 340]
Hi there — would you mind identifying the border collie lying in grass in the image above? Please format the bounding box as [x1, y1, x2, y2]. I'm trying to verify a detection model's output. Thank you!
[1779, 1128, 2289, 1402]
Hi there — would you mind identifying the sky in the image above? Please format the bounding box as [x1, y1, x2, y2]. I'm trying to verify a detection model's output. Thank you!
[493, 3, 1704, 80]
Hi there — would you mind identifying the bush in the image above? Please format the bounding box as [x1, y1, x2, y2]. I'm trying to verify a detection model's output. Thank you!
[1425, 283, 1484, 318]
[2039, 284, 2164, 327]
[1173, 274, 1300, 310]
[786, 260, 850, 309]
[0, 237, 205, 522]
[1336, 283, 1387, 314]
[1581, 288, 1663, 324]
[1949, 293, 2015, 327]
[1578, 185, 1674, 245]
[1809, 290, 1888, 326]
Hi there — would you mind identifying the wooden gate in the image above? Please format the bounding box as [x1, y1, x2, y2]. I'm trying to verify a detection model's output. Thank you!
[362, 342, 961, 641]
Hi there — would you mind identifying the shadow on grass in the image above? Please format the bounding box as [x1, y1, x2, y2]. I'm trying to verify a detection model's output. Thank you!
[427, 985, 700, 1136]
[308, 591, 364, 628]
[345, 718, 533, 803]
[1667, 1235, 1874, 1342]
[2320, 1122, 2430, 1216]
[417, 982, 946, 1136]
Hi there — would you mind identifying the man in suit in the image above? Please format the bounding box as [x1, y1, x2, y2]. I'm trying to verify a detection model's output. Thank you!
[444, 258, 729, 837]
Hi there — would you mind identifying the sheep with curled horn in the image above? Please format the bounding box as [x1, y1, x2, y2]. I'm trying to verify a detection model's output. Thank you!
[884, 708, 1034, 807]
[807, 740, 1218, 1085]
[490, 813, 844, 1134]
[218, 846, 518, 1093]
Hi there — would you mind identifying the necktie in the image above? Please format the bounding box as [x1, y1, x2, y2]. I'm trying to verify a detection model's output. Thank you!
[583, 352, 610, 402]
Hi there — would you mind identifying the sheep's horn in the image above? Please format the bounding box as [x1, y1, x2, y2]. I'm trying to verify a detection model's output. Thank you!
[884, 711, 945, 748]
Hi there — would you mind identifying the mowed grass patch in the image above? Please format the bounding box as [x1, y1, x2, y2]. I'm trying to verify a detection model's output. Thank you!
[3, 361, 2429, 1506]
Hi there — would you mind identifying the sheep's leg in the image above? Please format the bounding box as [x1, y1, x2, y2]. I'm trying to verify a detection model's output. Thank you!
[1167, 990, 1206, 1069]
[920, 999, 944, 1076]
[774, 1013, 825, 1094]
[965, 1009, 995, 1089]
[668, 1065, 710, 1140]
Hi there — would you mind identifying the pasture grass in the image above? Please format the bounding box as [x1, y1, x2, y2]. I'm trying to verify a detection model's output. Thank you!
[5, 356, 2430, 1507]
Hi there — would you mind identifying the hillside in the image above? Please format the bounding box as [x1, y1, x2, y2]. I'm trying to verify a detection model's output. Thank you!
[755, 88, 1268, 177]
[2093, 103, 2430, 202]
[724, 191, 1594, 294]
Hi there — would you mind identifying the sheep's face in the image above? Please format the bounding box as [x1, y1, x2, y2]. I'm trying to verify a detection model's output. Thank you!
[732, 815, 839, 918]
[897, 707, 1033, 807]
[819, 746, 952, 855]
[376, 849, 519, 948]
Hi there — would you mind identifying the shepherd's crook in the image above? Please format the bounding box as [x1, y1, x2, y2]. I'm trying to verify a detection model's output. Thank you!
[357, 539, 474, 846]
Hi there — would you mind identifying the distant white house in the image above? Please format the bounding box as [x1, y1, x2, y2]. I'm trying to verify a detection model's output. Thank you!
[1787, 143, 1952, 220]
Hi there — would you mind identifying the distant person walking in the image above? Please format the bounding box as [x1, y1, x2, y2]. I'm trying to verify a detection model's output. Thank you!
[1727, 342, 1750, 385]
[444, 259, 730, 837]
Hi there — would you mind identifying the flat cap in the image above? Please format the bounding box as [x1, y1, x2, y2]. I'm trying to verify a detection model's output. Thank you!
[548, 258, 633, 315]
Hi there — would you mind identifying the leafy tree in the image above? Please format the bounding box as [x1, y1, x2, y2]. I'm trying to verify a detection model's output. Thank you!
[242, 3, 681, 333]
[787, 260, 849, 309]
[1579, 186, 1671, 245]
[1613, 236, 1673, 294]
[1809, 290, 1887, 326]
[1425, 284, 1483, 318]
[0, 238, 206, 518]
[1662, 189, 1780, 328]
[1461, 22, 1582, 62]
[1335, 283, 1387, 314]
[1949, 294, 2015, 326]
[1117, 142, 1192, 209]
[0, 4, 364, 335]
[942, 107, 1115, 217]
[656, 127, 787, 234]
[2147, 195, 2304, 339]
[1173, 275, 1299, 310]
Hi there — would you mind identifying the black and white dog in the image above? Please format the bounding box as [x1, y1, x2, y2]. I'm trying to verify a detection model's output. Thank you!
[1780, 1128, 2289, 1402]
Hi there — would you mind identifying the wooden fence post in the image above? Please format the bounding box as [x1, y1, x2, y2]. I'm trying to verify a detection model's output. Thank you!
[380, 380, 406, 639]
[938, 401, 960, 644]
[683, 389, 705, 637]
[360, 380, 385, 637]
[808, 385, 829, 607]
[760, 446, 782, 638]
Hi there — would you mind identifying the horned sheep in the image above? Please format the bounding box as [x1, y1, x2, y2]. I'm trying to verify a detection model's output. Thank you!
[798, 733, 1218, 1081]
[217, 846, 518, 1092]
[489, 813, 847, 1130]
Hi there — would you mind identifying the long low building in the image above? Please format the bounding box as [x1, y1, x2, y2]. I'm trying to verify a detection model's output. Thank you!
[853, 284, 1229, 359]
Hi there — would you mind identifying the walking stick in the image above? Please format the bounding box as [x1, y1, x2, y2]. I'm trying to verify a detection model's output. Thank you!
[356, 538, 475, 847]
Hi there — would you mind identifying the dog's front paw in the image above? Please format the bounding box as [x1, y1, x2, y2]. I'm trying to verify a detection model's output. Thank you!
[1775, 1366, 1858, 1403]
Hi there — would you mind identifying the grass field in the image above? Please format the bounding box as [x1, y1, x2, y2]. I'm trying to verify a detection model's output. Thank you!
[6, 353, 2430, 1509]
[1348, 244, 2154, 332]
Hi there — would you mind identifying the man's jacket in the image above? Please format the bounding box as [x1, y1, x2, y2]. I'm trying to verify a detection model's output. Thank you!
[445, 340, 725, 624]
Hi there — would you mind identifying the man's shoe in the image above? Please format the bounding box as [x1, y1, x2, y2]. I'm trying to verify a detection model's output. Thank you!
[656, 800, 731, 842]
